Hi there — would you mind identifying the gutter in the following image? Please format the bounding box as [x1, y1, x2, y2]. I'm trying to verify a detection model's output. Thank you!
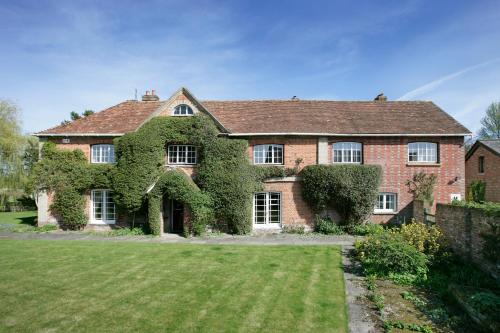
[34, 133, 124, 137]
[227, 132, 471, 137]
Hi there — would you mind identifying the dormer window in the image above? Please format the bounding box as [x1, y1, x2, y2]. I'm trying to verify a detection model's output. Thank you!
[173, 104, 194, 116]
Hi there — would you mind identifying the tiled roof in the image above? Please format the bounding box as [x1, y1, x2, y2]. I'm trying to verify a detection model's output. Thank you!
[36, 100, 161, 135]
[37, 99, 470, 136]
[201, 100, 470, 135]
[480, 139, 500, 154]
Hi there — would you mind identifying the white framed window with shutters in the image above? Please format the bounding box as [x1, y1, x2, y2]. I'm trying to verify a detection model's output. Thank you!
[167, 145, 197, 165]
[253, 192, 281, 227]
[91, 190, 116, 224]
[374, 193, 397, 213]
[333, 142, 362, 164]
[253, 144, 284, 165]
[408, 142, 438, 163]
[91, 144, 115, 164]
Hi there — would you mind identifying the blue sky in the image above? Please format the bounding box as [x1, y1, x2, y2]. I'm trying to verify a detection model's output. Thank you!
[1, 0, 499, 135]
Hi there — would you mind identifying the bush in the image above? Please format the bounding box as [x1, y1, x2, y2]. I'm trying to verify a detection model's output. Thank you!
[301, 164, 382, 225]
[469, 292, 500, 317]
[467, 180, 486, 203]
[399, 221, 444, 257]
[355, 232, 428, 280]
[315, 216, 346, 235]
[282, 225, 306, 234]
[348, 223, 385, 236]
[50, 187, 87, 230]
[451, 200, 500, 217]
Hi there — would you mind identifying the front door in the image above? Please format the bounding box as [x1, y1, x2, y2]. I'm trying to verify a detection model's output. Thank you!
[171, 200, 184, 233]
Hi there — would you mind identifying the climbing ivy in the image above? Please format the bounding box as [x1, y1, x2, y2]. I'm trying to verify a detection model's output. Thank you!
[112, 114, 259, 235]
[30, 114, 278, 235]
[301, 164, 382, 225]
[29, 142, 114, 229]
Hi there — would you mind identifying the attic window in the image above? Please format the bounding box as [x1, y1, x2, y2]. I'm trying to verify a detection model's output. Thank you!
[173, 104, 194, 116]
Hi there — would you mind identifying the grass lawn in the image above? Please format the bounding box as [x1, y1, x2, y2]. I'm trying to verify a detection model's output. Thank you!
[0, 240, 348, 333]
[0, 211, 37, 225]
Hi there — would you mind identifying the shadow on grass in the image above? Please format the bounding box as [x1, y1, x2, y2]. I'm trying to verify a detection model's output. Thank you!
[18, 215, 37, 226]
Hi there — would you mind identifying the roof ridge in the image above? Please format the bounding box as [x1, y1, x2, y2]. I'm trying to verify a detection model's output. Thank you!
[200, 99, 434, 103]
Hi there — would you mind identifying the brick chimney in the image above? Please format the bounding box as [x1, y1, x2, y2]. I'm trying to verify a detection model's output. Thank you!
[142, 90, 159, 102]
[374, 93, 387, 101]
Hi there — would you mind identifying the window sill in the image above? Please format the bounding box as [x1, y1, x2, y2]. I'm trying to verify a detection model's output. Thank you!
[253, 224, 281, 229]
[90, 220, 116, 225]
[406, 162, 441, 167]
[166, 164, 197, 168]
[373, 211, 397, 215]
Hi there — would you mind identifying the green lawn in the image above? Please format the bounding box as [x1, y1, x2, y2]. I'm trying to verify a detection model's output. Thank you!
[0, 211, 37, 225]
[0, 240, 348, 333]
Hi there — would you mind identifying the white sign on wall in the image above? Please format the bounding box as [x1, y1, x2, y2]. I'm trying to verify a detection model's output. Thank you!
[450, 193, 461, 202]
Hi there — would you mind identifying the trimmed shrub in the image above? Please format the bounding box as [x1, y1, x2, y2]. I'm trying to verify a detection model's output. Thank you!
[197, 138, 258, 234]
[50, 187, 87, 229]
[315, 216, 346, 235]
[355, 232, 429, 280]
[301, 164, 382, 225]
[347, 223, 385, 236]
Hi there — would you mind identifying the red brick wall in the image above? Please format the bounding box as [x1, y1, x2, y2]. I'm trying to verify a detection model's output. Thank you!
[48, 137, 115, 162]
[262, 180, 315, 228]
[466, 145, 500, 202]
[343, 136, 466, 223]
[47, 135, 466, 228]
[248, 137, 317, 170]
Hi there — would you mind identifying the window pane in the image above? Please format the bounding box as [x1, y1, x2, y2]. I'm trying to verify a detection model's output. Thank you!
[105, 191, 116, 221]
[333, 142, 362, 163]
[254, 193, 266, 224]
[408, 142, 437, 162]
[253, 145, 283, 164]
[93, 191, 103, 220]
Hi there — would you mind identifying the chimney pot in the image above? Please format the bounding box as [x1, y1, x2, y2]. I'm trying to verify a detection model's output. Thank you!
[142, 89, 160, 102]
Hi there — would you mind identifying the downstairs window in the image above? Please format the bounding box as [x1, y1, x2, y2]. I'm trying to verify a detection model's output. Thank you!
[254, 192, 281, 226]
[91, 190, 116, 224]
[374, 193, 397, 213]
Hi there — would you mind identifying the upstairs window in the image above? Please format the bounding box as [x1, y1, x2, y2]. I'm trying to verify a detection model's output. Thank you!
[173, 104, 194, 116]
[374, 193, 397, 213]
[253, 144, 284, 165]
[408, 142, 438, 163]
[167, 145, 197, 165]
[333, 142, 362, 163]
[91, 144, 115, 164]
[478, 156, 485, 173]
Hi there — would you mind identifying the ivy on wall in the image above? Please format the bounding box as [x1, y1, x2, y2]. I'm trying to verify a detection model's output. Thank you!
[300, 164, 382, 225]
[29, 142, 114, 229]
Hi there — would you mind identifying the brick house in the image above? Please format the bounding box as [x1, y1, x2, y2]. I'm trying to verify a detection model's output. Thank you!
[35, 87, 470, 232]
[465, 140, 500, 202]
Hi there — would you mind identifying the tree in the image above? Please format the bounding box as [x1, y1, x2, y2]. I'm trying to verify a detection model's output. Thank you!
[478, 102, 500, 139]
[61, 110, 95, 126]
[0, 100, 31, 209]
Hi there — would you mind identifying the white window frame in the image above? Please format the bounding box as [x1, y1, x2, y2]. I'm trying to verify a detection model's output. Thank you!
[374, 193, 397, 214]
[167, 145, 197, 165]
[332, 142, 362, 164]
[90, 190, 116, 224]
[408, 142, 438, 163]
[253, 144, 284, 165]
[253, 192, 282, 228]
[91, 144, 115, 164]
[173, 104, 194, 116]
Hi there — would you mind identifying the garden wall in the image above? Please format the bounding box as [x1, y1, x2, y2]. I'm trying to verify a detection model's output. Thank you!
[436, 203, 499, 279]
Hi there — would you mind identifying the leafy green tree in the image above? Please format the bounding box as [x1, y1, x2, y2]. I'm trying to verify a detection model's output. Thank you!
[0, 100, 35, 209]
[478, 102, 500, 139]
[61, 110, 95, 126]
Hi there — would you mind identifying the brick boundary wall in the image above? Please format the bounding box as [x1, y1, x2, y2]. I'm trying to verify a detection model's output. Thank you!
[436, 203, 499, 279]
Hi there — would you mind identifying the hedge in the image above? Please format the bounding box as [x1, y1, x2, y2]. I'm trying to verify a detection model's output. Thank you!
[301, 164, 382, 225]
